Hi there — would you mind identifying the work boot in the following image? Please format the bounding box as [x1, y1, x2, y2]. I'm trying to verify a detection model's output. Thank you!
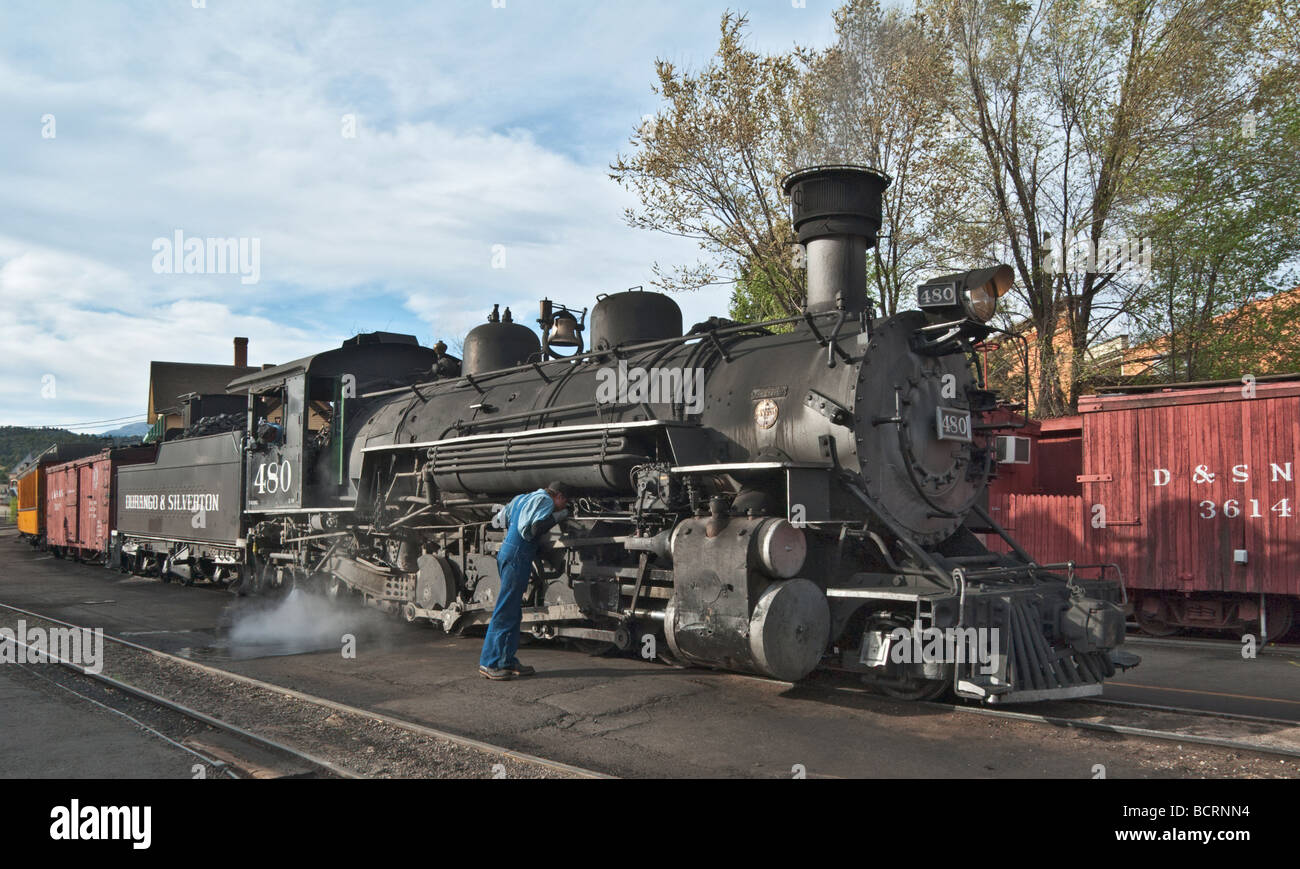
[479, 665, 515, 681]
[507, 660, 536, 677]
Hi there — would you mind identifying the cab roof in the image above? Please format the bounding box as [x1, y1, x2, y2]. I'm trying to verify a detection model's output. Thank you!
[226, 332, 434, 395]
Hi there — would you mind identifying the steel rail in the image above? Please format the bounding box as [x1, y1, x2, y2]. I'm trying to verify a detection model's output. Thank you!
[0, 622, 356, 779]
[918, 699, 1300, 759]
[0, 601, 612, 780]
[804, 668, 1300, 759]
[10, 648, 241, 779]
[1122, 634, 1300, 656]
[1082, 696, 1300, 728]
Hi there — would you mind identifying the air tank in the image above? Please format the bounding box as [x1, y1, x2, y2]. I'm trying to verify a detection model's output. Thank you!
[462, 305, 542, 376]
[589, 289, 683, 352]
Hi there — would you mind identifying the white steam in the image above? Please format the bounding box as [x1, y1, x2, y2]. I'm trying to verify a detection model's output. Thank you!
[226, 589, 390, 658]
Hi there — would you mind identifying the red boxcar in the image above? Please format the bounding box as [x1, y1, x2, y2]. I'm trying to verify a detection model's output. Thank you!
[985, 415, 1087, 568]
[45, 446, 156, 561]
[989, 377, 1300, 638]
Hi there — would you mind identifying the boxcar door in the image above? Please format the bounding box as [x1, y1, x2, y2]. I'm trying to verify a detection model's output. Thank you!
[74, 463, 89, 547]
[1079, 407, 1145, 589]
[85, 461, 103, 551]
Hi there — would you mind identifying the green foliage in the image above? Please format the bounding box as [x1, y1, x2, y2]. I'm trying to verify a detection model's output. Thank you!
[729, 261, 805, 329]
[619, 0, 1299, 412]
[1128, 88, 1300, 381]
[0, 427, 114, 476]
[610, 13, 803, 308]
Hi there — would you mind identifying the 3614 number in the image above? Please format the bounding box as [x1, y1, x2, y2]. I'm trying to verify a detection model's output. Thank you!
[1198, 498, 1291, 519]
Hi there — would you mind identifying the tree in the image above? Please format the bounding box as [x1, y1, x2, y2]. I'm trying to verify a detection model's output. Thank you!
[928, 0, 1271, 414]
[610, 14, 803, 315]
[1127, 86, 1300, 380]
[616, 0, 1296, 403]
[795, 0, 981, 315]
[616, 6, 987, 322]
[730, 259, 797, 324]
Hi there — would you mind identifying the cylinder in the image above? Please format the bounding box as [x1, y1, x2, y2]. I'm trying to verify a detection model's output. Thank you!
[804, 236, 869, 316]
[756, 518, 807, 579]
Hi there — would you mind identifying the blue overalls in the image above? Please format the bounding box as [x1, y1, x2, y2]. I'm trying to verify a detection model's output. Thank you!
[479, 490, 555, 670]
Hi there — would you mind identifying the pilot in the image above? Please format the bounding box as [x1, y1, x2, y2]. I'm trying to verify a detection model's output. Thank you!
[478, 481, 573, 681]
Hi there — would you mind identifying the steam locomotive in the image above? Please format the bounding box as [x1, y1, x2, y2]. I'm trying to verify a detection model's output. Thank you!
[112, 166, 1134, 703]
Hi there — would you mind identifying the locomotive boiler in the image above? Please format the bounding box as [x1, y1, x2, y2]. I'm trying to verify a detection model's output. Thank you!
[235, 166, 1134, 703]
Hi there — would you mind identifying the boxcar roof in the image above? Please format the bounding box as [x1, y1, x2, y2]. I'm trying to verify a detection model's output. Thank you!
[44, 444, 157, 472]
[1080, 375, 1300, 413]
[11, 442, 107, 478]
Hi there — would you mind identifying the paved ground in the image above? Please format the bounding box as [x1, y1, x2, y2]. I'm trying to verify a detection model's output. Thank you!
[0, 666, 198, 778]
[3, 529, 1298, 778]
[1107, 637, 1300, 720]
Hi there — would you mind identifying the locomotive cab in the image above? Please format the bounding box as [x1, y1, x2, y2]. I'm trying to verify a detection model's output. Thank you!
[229, 332, 440, 513]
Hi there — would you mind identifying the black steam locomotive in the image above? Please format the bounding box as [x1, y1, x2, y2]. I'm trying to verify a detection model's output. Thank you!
[114, 166, 1134, 703]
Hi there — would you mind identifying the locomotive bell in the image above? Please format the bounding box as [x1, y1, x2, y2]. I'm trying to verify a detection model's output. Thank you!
[548, 309, 583, 347]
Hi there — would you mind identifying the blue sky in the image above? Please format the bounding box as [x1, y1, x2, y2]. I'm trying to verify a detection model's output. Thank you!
[0, 0, 845, 432]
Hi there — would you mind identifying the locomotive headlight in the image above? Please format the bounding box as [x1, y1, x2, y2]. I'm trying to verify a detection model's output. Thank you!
[916, 265, 1014, 323]
[961, 265, 1014, 322]
[965, 282, 998, 322]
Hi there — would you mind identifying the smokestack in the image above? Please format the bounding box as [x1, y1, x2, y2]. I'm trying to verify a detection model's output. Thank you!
[234, 337, 249, 368]
[783, 166, 890, 315]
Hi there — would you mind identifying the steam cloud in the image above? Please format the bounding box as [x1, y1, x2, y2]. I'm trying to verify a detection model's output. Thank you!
[225, 589, 392, 658]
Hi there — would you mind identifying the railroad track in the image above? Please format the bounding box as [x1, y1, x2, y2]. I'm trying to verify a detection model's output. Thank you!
[1, 622, 351, 779]
[1083, 695, 1300, 727]
[927, 699, 1300, 760]
[0, 601, 610, 779]
[7, 591, 1295, 774]
[805, 668, 1300, 761]
[1123, 633, 1300, 656]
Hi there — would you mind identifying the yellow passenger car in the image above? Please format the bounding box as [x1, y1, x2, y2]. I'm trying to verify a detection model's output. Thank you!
[15, 464, 43, 539]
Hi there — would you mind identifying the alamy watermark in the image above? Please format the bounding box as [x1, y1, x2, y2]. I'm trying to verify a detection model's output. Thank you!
[991, 234, 1152, 278]
[0, 620, 104, 674]
[151, 230, 260, 285]
[863, 624, 1000, 674]
[594, 361, 705, 415]
[50, 800, 150, 850]
[1038, 234, 1152, 278]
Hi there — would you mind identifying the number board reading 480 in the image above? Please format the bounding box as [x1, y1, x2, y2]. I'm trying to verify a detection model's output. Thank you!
[936, 407, 972, 443]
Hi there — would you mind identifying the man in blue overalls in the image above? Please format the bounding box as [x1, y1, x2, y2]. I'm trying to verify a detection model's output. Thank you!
[478, 481, 573, 681]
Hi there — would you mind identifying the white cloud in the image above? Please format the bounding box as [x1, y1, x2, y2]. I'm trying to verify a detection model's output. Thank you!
[0, 1, 832, 432]
[0, 239, 328, 429]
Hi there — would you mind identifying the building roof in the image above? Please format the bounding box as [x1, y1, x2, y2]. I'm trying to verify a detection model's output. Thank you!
[148, 361, 258, 422]
[1120, 285, 1300, 378]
